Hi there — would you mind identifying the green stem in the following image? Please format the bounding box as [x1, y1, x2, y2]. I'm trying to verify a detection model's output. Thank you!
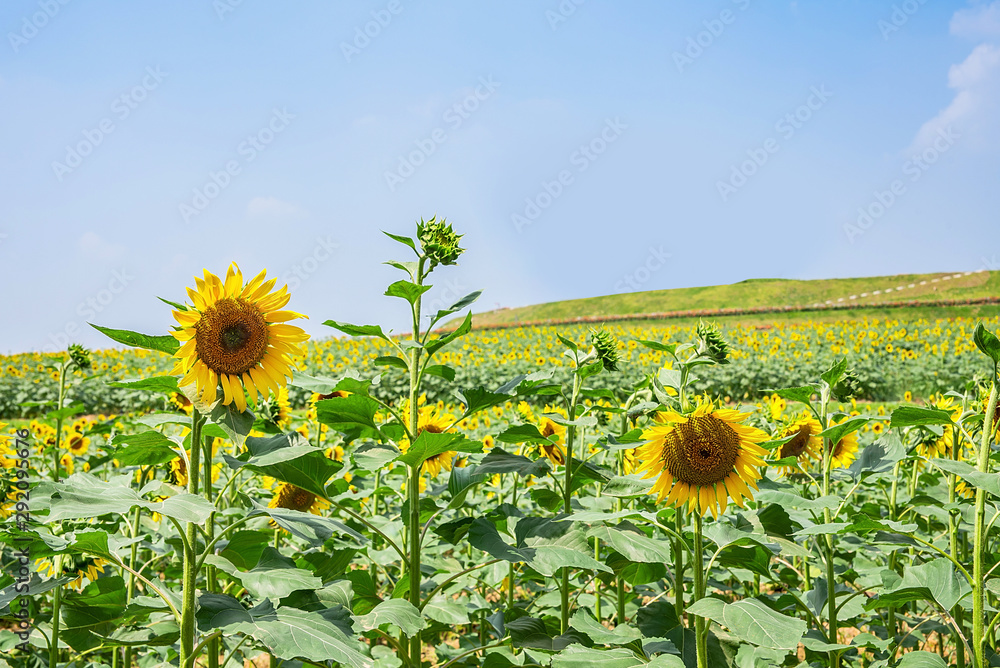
[675, 509, 686, 627]
[179, 408, 204, 668]
[49, 359, 69, 668]
[819, 389, 840, 667]
[561, 372, 583, 633]
[407, 256, 426, 667]
[203, 440, 219, 668]
[49, 555, 63, 668]
[973, 382, 998, 667]
[693, 511, 708, 668]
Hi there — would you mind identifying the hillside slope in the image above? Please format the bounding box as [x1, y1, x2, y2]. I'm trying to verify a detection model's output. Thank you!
[470, 270, 1000, 328]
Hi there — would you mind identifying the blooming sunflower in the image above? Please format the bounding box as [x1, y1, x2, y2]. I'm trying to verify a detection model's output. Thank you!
[827, 417, 859, 469]
[35, 557, 108, 590]
[171, 264, 309, 412]
[635, 401, 769, 518]
[775, 415, 822, 476]
[399, 403, 459, 478]
[537, 408, 567, 467]
[269, 482, 331, 516]
[64, 433, 90, 457]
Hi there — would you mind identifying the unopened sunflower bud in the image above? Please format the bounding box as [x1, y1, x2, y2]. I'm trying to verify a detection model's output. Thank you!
[697, 322, 731, 365]
[832, 369, 863, 402]
[68, 344, 92, 370]
[590, 327, 620, 372]
[417, 217, 465, 267]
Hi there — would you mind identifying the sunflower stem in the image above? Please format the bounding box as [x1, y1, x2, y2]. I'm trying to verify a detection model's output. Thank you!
[561, 371, 583, 634]
[48, 358, 70, 668]
[203, 438, 219, 668]
[820, 388, 840, 668]
[179, 407, 204, 668]
[973, 382, 998, 667]
[406, 255, 427, 667]
[692, 510, 708, 668]
[674, 509, 686, 628]
[949, 419, 967, 668]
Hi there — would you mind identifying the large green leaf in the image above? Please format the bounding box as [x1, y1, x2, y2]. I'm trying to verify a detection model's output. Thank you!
[551, 646, 643, 668]
[931, 459, 1000, 496]
[196, 595, 371, 668]
[587, 524, 672, 563]
[890, 406, 956, 429]
[60, 576, 128, 652]
[569, 611, 641, 645]
[89, 324, 179, 354]
[226, 432, 342, 499]
[207, 548, 322, 600]
[250, 502, 364, 546]
[868, 558, 968, 612]
[426, 312, 472, 355]
[974, 322, 1000, 365]
[898, 651, 949, 668]
[384, 280, 432, 305]
[354, 599, 425, 636]
[43, 473, 213, 523]
[108, 376, 179, 396]
[468, 518, 532, 563]
[396, 430, 482, 468]
[317, 395, 382, 433]
[528, 529, 613, 577]
[687, 597, 805, 650]
[208, 401, 255, 443]
[323, 321, 391, 341]
[477, 448, 550, 478]
[111, 431, 180, 466]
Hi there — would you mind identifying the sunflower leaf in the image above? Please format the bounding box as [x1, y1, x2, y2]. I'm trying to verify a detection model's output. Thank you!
[476, 448, 551, 478]
[208, 401, 255, 443]
[890, 406, 955, 429]
[426, 312, 473, 356]
[89, 324, 179, 355]
[108, 376, 180, 396]
[395, 431, 482, 468]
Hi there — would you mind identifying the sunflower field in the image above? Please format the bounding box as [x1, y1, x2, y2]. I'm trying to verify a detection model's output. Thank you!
[2, 219, 1000, 668]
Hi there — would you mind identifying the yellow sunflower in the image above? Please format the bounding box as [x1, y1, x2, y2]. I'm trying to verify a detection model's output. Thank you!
[775, 415, 822, 476]
[827, 417, 859, 469]
[635, 401, 769, 518]
[171, 264, 309, 412]
[916, 426, 953, 459]
[260, 387, 292, 429]
[398, 403, 459, 478]
[35, 557, 108, 591]
[536, 406, 568, 467]
[269, 482, 331, 516]
[64, 433, 90, 457]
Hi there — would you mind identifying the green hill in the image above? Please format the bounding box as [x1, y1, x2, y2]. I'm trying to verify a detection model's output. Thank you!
[470, 270, 1000, 328]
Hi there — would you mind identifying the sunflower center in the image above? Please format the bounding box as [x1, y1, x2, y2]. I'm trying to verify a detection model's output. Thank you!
[660, 415, 741, 486]
[780, 425, 811, 459]
[276, 485, 316, 512]
[194, 297, 269, 376]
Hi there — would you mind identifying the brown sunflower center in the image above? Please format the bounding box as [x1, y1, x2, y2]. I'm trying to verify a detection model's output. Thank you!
[779, 424, 812, 459]
[194, 297, 269, 376]
[659, 415, 741, 486]
[275, 485, 316, 512]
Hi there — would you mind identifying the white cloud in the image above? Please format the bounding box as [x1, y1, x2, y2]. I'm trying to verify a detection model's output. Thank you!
[908, 42, 1000, 151]
[951, 1, 1000, 38]
[78, 231, 125, 261]
[246, 196, 305, 218]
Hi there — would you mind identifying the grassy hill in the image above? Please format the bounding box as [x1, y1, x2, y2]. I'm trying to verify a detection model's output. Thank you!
[470, 270, 1000, 328]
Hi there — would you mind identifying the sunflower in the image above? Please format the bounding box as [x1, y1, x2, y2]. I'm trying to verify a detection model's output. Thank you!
[169, 392, 193, 416]
[269, 482, 331, 516]
[259, 387, 292, 429]
[171, 264, 309, 412]
[775, 415, 822, 476]
[64, 433, 90, 457]
[827, 417, 859, 469]
[537, 408, 567, 467]
[916, 426, 953, 459]
[398, 403, 458, 478]
[35, 557, 108, 591]
[635, 401, 769, 518]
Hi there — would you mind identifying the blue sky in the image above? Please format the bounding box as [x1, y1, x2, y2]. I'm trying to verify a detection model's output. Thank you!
[2, 0, 999, 354]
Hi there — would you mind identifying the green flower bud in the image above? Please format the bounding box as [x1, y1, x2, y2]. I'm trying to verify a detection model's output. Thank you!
[696, 322, 731, 365]
[417, 217, 465, 267]
[832, 369, 863, 402]
[68, 344, 92, 370]
[590, 327, 620, 372]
